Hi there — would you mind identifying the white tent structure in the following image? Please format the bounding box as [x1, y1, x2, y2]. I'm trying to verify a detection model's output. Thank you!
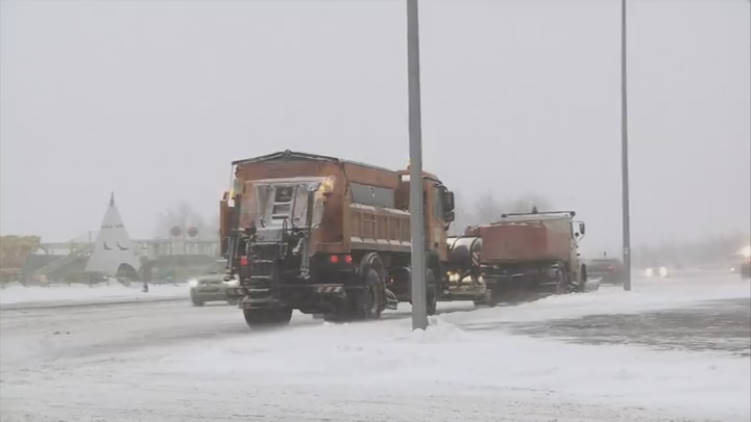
[85, 194, 141, 278]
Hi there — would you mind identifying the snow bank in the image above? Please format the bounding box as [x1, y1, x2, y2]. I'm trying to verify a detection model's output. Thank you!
[149, 273, 749, 421]
[2, 272, 747, 421]
[0, 281, 189, 306]
[399, 315, 469, 343]
[155, 309, 748, 421]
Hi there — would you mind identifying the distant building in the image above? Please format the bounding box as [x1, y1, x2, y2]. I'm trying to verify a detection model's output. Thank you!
[84, 193, 140, 279]
[0, 235, 41, 283]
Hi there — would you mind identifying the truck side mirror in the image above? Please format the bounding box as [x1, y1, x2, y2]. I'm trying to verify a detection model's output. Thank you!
[443, 190, 455, 212]
[444, 210, 455, 223]
[579, 222, 586, 235]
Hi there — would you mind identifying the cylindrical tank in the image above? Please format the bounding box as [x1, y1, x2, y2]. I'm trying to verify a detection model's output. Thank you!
[477, 219, 571, 264]
[447, 236, 482, 268]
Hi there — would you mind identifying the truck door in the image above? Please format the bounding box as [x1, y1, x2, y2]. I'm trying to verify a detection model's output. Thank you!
[429, 183, 449, 261]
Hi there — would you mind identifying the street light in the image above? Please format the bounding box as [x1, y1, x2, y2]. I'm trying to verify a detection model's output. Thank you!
[406, 0, 428, 329]
[621, 0, 632, 291]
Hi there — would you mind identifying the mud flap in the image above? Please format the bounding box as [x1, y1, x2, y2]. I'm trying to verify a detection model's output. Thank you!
[385, 288, 398, 310]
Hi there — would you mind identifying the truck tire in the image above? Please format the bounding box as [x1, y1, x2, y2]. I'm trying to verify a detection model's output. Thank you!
[426, 268, 438, 316]
[474, 288, 498, 307]
[347, 253, 386, 320]
[243, 307, 292, 328]
[554, 268, 569, 294]
[352, 267, 385, 320]
[270, 307, 293, 324]
[581, 264, 588, 283]
[190, 291, 204, 307]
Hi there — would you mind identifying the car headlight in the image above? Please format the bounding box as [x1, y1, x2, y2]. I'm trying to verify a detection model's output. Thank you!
[645, 268, 654, 277]
[188, 279, 199, 288]
[658, 266, 668, 277]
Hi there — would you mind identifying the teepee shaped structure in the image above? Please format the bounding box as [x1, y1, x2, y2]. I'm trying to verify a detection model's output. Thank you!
[85, 193, 140, 277]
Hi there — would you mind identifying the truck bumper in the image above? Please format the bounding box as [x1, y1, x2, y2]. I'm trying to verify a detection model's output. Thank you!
[241, 283, 347, 312]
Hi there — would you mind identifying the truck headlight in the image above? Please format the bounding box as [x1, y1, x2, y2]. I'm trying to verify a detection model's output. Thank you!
[658, 266, 668, 277]
[644, 268, 654, 277]
[188, 279, 199, 288]
[319, 177, 334, 194]
[224, 278, 240, 288]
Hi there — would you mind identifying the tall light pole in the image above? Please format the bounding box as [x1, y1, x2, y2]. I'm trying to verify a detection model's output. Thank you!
[407, 0, 428, 329]
[621, 0, 632, 291]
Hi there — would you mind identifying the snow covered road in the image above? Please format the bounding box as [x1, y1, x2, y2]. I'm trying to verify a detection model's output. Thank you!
[1, 274, 749, 421]
[0, 282, 190, 309]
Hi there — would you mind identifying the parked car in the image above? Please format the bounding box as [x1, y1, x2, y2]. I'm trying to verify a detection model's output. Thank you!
[188, 261, 237, 306]
[587, 258, 624, 284]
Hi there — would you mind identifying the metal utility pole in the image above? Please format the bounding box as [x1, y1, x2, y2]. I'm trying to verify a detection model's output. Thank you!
[407, 0, 428, 329]
[621, 0, 632, 291]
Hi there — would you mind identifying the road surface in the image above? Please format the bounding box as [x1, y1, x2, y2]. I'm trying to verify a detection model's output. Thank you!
[1, 273, 749, 421]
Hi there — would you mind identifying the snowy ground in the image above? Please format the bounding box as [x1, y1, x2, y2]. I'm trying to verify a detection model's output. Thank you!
[0, 281, 189, 308]
[1, 273, 749, 421]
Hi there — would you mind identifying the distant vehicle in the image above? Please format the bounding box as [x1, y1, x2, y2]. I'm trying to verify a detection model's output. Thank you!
[457, 210, 589, 305]
[739, 245, 750, 279]
[644, 266, 669, 278]
[189, 260, 238, 306]
[587, 258, 624, 284]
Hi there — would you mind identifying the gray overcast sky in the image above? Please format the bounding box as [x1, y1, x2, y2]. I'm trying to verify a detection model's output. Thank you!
[1, 0, 749, 256]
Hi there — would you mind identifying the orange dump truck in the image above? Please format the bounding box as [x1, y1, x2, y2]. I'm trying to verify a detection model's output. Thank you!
[448, 211, 587, 304]
[220, 151, 486, 327]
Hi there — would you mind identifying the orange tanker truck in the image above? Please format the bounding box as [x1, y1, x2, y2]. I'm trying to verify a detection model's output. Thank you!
[449, 210, 589, 305]
[220, 150, 487, 327]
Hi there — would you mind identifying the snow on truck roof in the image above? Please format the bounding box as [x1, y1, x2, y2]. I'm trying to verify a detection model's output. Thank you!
[232, 150, 396, 174]
[494, 211, 576, 224]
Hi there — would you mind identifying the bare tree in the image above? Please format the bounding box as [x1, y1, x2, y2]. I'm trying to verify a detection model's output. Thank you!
[474, 192, 503, 224]
[154, 202, 207, 240]
[449, 191, 554, 236]
[502, 194, 553, 214]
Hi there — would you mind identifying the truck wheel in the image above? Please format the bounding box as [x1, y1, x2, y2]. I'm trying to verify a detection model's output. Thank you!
[581, 264, 588, 283]
[243, 308, 292, 328]
[555, 268, 569, 294]
[489, 288, 502, 306]
[474, 288, 498, 307]
[243, 309, 265, 325]
[269, 307, 293, 324]
[348, 253, 386, 320]
[190, 291, 204, 307]
[352, 267, 385, 320]
[426, 269, 438, 316]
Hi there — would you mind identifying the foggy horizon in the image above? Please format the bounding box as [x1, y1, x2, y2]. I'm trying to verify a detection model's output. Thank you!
[1, 0, 749, 257]
[2, 3, 751, 421]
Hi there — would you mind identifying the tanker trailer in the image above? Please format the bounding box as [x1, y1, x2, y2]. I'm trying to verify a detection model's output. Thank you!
[445, 236, 491, 304]
[453, 211, 587, 304]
